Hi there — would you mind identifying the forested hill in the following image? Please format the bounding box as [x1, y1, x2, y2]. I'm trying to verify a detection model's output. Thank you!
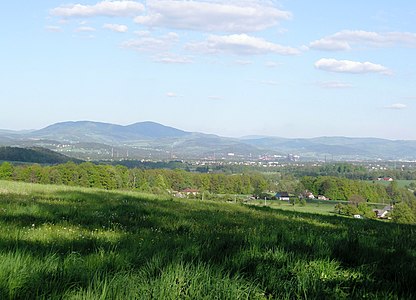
[30, 121, 190, 143]
[2, 121, 416, 160]
[0, 146, 82, 164]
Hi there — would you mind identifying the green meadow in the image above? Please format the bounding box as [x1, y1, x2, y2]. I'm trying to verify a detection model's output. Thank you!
[369, 179, 415, 189]
[0, 180, 415, 299]
[248, 199, 387, 216]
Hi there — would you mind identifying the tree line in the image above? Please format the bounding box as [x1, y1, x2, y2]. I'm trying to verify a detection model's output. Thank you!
[286, 162, 416, 180]
[300, 175, 416, 203]
[0, 161, 269, 195]
[1, 161, 415, 205]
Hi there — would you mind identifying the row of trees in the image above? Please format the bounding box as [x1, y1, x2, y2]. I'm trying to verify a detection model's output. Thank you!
[285, 162, 416, 180]
[2, 162, 414, 203]
[0, 162, 270, 195]
[300, 176, 416, 204]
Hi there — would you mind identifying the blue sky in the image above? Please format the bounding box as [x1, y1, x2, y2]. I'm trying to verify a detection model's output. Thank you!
[1, 1, 416, 139]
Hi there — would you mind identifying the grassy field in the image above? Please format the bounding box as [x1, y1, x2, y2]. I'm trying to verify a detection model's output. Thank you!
[0, 180, 415, 299]
[368, 179, 415, 189]
[247, 199, 386, 216]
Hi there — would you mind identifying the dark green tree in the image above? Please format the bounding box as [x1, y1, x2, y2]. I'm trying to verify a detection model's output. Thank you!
[391, 202, 416, 224]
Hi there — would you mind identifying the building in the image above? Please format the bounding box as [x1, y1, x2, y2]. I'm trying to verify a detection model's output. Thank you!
[373, 205, 393, 219]
[275, 192, 290, 201]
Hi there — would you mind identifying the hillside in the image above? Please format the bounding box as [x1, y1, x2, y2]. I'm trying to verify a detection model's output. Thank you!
[0, 146, 82, 164]
[1, 121, 416, 160]
[0, 180, 414, 299]
[244, 136, 416, 160]
[30, 121, 190, 143]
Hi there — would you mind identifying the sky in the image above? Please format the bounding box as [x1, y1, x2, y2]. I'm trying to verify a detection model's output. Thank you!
[1, 1, 416, 140]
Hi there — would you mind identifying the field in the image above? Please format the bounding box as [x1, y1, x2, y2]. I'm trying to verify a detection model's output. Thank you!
[0, 180, 415, 299]
[247, 199, 386, 216]
[368, 179, 415, 189]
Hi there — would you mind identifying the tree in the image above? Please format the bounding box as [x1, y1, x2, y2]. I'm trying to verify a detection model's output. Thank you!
[0, 162, 14, 179]
[386, 181, 400, 201]
[334, 203, 360, 216]
[251, 174, 268, 196]
[391, 202, 416, 224]
[357, 202, 375, 219]
[153, 174, 169, 194]
[334, 203, 344, 214]
[348, 194, 365, 207]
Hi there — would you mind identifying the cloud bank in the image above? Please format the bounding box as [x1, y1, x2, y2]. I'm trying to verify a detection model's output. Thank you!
[135, 0, 291, 33]
[186, 34, 301, 56]
[310, 30, 416, 51]
[103, 23, 128, 32]
[314, 58, 391, 75]
[51, 1, 145, 18]
[384, 103, 407, 110]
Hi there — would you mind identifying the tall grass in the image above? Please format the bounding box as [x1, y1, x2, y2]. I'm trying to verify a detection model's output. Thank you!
[0, 180, 415, 299]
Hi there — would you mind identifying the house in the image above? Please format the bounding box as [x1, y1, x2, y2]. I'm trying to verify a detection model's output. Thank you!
[305, 192, 315, 199]
[174, 188, 199, 198]
[181, 188, 199, 196]
[377, 177, 394, 181]
[373, 205, 393, 219]
[275, 192, 290, 201]
[317, 195, 329, 200]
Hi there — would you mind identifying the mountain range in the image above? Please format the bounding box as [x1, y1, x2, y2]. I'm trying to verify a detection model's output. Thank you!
[1, 121, 416, 161]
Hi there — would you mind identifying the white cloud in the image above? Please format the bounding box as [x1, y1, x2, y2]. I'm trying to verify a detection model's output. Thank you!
[75, 26, 96, 32]
[186, 34, 301, 56]
[123, 32, 193, 63]
[51, 1, 145, 18]
[134, 0, 291, 33]
[317, 81, 353, 89]
[166, 92, 179, 97]
[310, 39, 351, 51]
[384, 103, 407, 110]
[134, 30, 151, 37]
[310, 30, 416, 51]
[314, 58, 392, 75]
[122, 32, 179, 53]
[153, 54, 193, 64]
[103, 23, 128, 33]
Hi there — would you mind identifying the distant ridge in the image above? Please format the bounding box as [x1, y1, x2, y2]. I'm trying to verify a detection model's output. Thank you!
[125, 121, 189, 138]
[243, 136, 416, 160]
[1, 121, 416, 160]
[31, 121, 189, 143]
